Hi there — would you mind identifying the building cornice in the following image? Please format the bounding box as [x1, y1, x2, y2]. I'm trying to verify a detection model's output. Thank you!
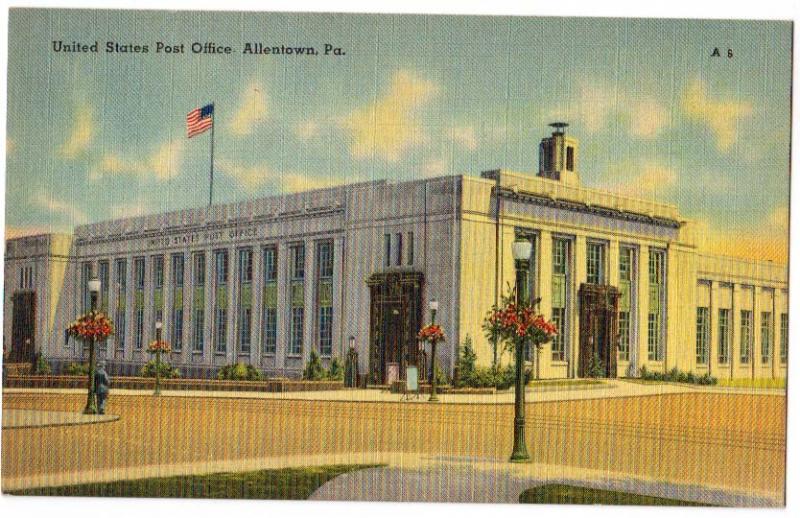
[495, 187, 682, 230]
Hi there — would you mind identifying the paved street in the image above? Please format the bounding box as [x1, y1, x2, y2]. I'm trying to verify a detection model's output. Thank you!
[1, 387, 786, 504]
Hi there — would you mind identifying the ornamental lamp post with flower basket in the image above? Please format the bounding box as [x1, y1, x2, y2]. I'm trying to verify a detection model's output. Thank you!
[483, 239, 558, 463]
[66, 276, 114, 415]
[147, 321, 170, 396]
[418, 299, 444, 402]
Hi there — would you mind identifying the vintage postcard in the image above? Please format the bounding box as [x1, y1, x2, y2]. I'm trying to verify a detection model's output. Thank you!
[1, 7, 791, 509]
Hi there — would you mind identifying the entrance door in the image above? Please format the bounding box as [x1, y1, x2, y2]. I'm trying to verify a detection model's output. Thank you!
[367, 272, 424, 384]
[578, 284, 619, 378]
[11, 291, 36, 363]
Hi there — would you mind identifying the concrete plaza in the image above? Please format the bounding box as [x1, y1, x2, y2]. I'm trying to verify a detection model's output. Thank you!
[1, 382, 786, 505]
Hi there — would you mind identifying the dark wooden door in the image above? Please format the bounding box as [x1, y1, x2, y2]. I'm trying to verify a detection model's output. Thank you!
[367, 272, 424, 384]
[11, 291, 36, 363]
[578, 284, 619, 378]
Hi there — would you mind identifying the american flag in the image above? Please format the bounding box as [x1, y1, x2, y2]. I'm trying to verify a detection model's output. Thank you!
[186, 104, 214, 138]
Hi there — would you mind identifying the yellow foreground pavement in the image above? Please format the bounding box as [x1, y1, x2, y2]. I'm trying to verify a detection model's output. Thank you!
[1, 389, 786, 504]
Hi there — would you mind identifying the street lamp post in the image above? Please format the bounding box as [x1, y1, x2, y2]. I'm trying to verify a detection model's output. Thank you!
[154, 321, 163, 396]
[428, 299, 439, 402]
[510, 239, 532, 462]
[83, 276, 101, 415]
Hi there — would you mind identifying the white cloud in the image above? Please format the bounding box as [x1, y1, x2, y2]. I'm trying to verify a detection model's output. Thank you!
[547, 77, 671, 139]
[682, 79, 752, 152]
[91, 141, 184, 181]
[218, 159, 273, 190]
[449, 126, 478, 150]
[629, 98, 671, 138]
[281, 173, 347, 193]
[294, 120, 321, 141]
[61, 101, 94, 158]
[229, 82, 268, 136]
[342, 69, 438, 162]
[606, 162, 677, 199]
[31, 192, 87, 224]
[422, 158, 448, 177]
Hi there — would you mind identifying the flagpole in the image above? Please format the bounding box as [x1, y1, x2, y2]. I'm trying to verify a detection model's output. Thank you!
[209, 103, 215, 206]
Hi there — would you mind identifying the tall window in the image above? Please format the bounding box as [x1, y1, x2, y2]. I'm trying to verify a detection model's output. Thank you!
[81, 262, 92, 312]
[290, 244, 305, 280]
[133, 257, 145, 349]
[718, 308, 731, 364]
[172, 254, 185, 287]
[215, 249, 229, 286]
[213, 249, 229, 353]
[171, 254, 185, 352]
[586, 241, 606, 285]
[114, 259, 127, 350]
[192, 252, 206, 353]
[695, 307, 710, 364]
[384, 234, 391, 267]
[551, 238, 570, 361]
[262, 245, 278, 355]
[647, 249, 666, 361]
[761, 312, 773, 365]
[290, 307, 304, 356]
[780, 313, 788, 365]
[289, 244, 305, 355]
[98, 261, 110, 311]
[134, 307, 144, 350]
[215, 307, 227, 353]
[193, 309, 204, 353]
[153, 255, 164, 289]
[618, 247, 634, 361]
[395, 233, 403, 266]
[740, 310, 753, 364]
[193, 253, 206, 286]
[317, 241, 334, 357]
[566, 146, 575, 171]
[408, 232, 414, 265]
[134, 257, 145, 290]
[237, 248, 253, 354]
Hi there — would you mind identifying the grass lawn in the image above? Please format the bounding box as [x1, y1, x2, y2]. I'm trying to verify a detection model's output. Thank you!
[519, 484, 709, 506]
[716, 378, 786, 389]
[10, 464, 381, 500]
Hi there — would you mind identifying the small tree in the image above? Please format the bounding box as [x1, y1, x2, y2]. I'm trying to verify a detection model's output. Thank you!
[455, 336, 477, 388]
[328, 357, 344, 381]
[303, 351, 326, 380]
[34, 354, 52, 375]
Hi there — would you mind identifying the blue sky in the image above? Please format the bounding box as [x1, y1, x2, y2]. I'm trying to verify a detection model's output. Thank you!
[5, 9, 792, 261]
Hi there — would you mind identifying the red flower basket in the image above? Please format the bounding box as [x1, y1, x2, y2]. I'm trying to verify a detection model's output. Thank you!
[147, 340, 171, 354]
[483, 296, 557, 349]
[418, 324, 445, 344]
[67, 311, 114, 341]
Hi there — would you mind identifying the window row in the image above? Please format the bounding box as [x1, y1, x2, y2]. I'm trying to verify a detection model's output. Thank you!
[696, 308, 788, 366]
[383, 231, 414, 268]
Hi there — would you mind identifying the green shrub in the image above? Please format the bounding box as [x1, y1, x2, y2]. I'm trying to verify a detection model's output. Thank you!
[141, 359, 180, 379]
[328, 357, 344, 381]
[65, 362, 90, 376]
[303, 351, 326, 381]
[217, 362, 262, 381]
[434, 365, 449, 386]
[638, 365, 717, 386]
[587, 354, 606, 378]
[455, 336, 477, 388]
[34, 355, 52, 375]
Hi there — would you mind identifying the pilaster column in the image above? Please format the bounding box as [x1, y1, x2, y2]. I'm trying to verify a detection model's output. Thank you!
[571, 235, 587, 377]
[731, 284, 741, 379]
[276, 242, 289, 369]
[304, 239, 316, 364]
[708, 281, 717, 376]
[636, 246, 650, 370]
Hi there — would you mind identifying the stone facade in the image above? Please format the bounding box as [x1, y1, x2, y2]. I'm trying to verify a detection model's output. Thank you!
[4, 128, 789, 380]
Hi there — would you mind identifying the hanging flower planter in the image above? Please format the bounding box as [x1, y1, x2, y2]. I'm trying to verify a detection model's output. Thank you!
[418, 324, 445, 344]
[67, 311, 114, 341]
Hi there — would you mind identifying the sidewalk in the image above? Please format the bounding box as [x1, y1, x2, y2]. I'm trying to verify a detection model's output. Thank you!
[3, 379, 784, 404]
[309, 455, 783, 506]
[2, 409, 119, 429]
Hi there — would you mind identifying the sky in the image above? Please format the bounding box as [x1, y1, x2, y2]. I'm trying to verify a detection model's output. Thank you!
[4, 9, 792, 262]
